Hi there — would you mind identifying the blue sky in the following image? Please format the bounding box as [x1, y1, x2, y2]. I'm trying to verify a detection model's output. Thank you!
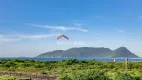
[0, 0, 142, 57]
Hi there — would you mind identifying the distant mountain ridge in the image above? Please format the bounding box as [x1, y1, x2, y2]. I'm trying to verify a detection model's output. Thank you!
[37, 47, 139, 58]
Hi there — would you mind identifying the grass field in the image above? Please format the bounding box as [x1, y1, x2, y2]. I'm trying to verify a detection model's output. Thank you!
[0, 59, 142, 80]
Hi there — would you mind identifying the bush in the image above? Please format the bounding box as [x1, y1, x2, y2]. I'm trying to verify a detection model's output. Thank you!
[78, 60, 87, 64]
[59, 70, 110, 80]
[62, 59, 78, 65]
[114, 73, 140, 80]
[59, 74, 72, 80]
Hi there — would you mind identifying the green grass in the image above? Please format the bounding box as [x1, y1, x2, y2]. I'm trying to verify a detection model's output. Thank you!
[0, 59, 142, 80]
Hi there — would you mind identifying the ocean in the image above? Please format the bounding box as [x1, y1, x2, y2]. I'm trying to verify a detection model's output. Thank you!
[0, 57, 142, 62]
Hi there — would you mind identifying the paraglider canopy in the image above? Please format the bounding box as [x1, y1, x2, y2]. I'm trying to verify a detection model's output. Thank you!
[57, 34, 69, 40]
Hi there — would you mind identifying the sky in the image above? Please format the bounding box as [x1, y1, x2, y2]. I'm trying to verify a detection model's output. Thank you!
[0, 0, 142, 57]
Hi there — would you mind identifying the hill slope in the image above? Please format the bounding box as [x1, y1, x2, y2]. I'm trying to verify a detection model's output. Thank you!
[37, 47, 139, 58]
[111, 47, 138, 58]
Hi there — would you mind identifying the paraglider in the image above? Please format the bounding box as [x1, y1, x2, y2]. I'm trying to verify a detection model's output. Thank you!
[57, 34, 69, 40]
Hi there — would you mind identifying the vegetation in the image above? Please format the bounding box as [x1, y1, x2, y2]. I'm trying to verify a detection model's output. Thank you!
[0, 75, 25, 80]
[59, 70, 110, 80]
[0, 59, 142, 80]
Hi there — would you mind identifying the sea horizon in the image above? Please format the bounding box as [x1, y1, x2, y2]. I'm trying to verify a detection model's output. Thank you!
[0, 57, 142, 62]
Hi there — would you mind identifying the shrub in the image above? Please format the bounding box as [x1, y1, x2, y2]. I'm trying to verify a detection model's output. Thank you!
[59, 70, 110, 80]
[59, 74, 72, 80]
[62, 59, 78, 65]
[114, 73, 140, 80]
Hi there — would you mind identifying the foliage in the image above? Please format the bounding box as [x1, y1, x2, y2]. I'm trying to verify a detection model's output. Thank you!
[59, 70, 110, 80]
[0, 59, 142, 80]
[114, 73, 141, 80]
[0, 75, 25, 80]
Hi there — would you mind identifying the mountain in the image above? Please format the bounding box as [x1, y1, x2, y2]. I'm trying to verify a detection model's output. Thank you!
[37, 47, 139, 58]
[111, 47, 138, 58]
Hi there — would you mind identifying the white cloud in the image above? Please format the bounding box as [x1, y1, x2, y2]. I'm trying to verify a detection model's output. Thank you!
[18, 34, 59, 39]
[27, 24, 88, 32]
[0, 37, 20, 42]
[0, 35, 20, 42]
[0, 33, 60, 42]
[115, 28, 126, 33]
